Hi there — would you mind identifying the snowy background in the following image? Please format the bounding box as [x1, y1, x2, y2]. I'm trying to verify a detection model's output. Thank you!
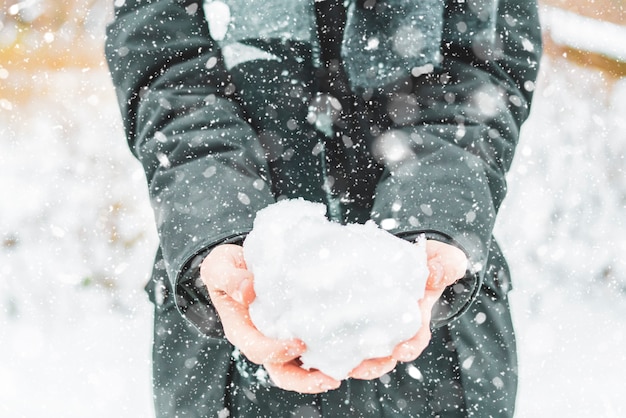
[1, 1, 625, 417]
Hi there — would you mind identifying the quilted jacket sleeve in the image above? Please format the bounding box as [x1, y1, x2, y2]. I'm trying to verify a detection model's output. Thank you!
[371, 0, 542, 324]
[105, 0, 274, 336]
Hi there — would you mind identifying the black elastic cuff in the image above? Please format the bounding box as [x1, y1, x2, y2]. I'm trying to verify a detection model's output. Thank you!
[430, 270, 480, 328]
[175, 234, 248, 339]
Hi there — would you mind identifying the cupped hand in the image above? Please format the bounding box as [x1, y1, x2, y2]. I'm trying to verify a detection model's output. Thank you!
[200, 244, 341, 393]
[349, 239, 468, 380]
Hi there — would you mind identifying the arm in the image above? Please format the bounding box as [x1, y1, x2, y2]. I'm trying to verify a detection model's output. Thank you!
[105, 0, 274, 336]
[105, 0, 341, 392]
[371, 0, 543, 325]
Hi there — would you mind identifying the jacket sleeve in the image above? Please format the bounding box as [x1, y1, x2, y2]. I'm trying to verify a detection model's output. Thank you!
[371, 0, 542, 325]
[105, 0, 274, 337]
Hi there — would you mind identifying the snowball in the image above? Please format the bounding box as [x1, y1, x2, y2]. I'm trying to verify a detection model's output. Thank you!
[243, 199, 429, 380]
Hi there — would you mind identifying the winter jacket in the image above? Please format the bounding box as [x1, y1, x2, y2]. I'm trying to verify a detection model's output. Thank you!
[106, 0, 541, 416]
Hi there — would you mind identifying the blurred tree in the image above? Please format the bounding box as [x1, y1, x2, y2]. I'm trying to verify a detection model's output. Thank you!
[1, 0, 112, 101]
[540, 0, 626, 80]
[1, 0, 111, 66]
[542, 0, 625, 25]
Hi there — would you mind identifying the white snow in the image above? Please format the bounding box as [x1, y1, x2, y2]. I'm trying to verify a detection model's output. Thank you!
[221, 42, 281, 70]
[0, 69, 155, 417]
[496, 58, 626, 418]
[203, 0, 231, 41]
[244, 199, 429, 380]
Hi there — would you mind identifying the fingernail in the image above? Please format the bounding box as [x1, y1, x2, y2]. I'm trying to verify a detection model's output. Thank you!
[233, 279, 250, 304]
[428, 262, 444, 287]
[232, 289, 244, 304]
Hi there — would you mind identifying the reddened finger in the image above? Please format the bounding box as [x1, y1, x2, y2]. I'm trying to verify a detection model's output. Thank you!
[211, 292, 304, 364]
[265, 361, 341, 394]
[392, 325, 431, 362]
[426, 259, 445, 289]
[206, 268, 253, 303]
[201, 245, 254, 305]
[425, 241, 468, 290]
[237, 277, 256, 306]
[348, 356, 397, 380]
[203, 243, 246, 266]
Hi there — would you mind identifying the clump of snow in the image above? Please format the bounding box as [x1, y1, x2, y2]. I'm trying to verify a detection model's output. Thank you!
[203, 1, 230, 41]
[243, 199, 429, 380]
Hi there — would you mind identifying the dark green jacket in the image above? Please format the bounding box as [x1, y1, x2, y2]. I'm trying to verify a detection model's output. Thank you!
[106, 0, 541, 415]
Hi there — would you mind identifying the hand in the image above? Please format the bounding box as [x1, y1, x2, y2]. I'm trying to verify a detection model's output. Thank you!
[200, 244, 341, 393]
[348, 239, 468, 380]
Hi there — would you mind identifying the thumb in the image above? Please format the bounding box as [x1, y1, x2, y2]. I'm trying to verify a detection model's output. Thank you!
[201, 244, 256, 306]
[425, 240, 468, 291]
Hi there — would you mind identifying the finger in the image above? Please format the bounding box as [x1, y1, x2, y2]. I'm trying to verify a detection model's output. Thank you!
[210, 292, 305, 364]
[237, 275, 257, 306]
[200, 244, 256, 306]
[425, 241, 468, 290]
[392, 324, 431, 363]
[348, 356, 397, 380]
[208, 268, 256, 307]
[264, 361, 341, 394]
[426, 259, 446, 290]
[200, 244, 248, 291]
